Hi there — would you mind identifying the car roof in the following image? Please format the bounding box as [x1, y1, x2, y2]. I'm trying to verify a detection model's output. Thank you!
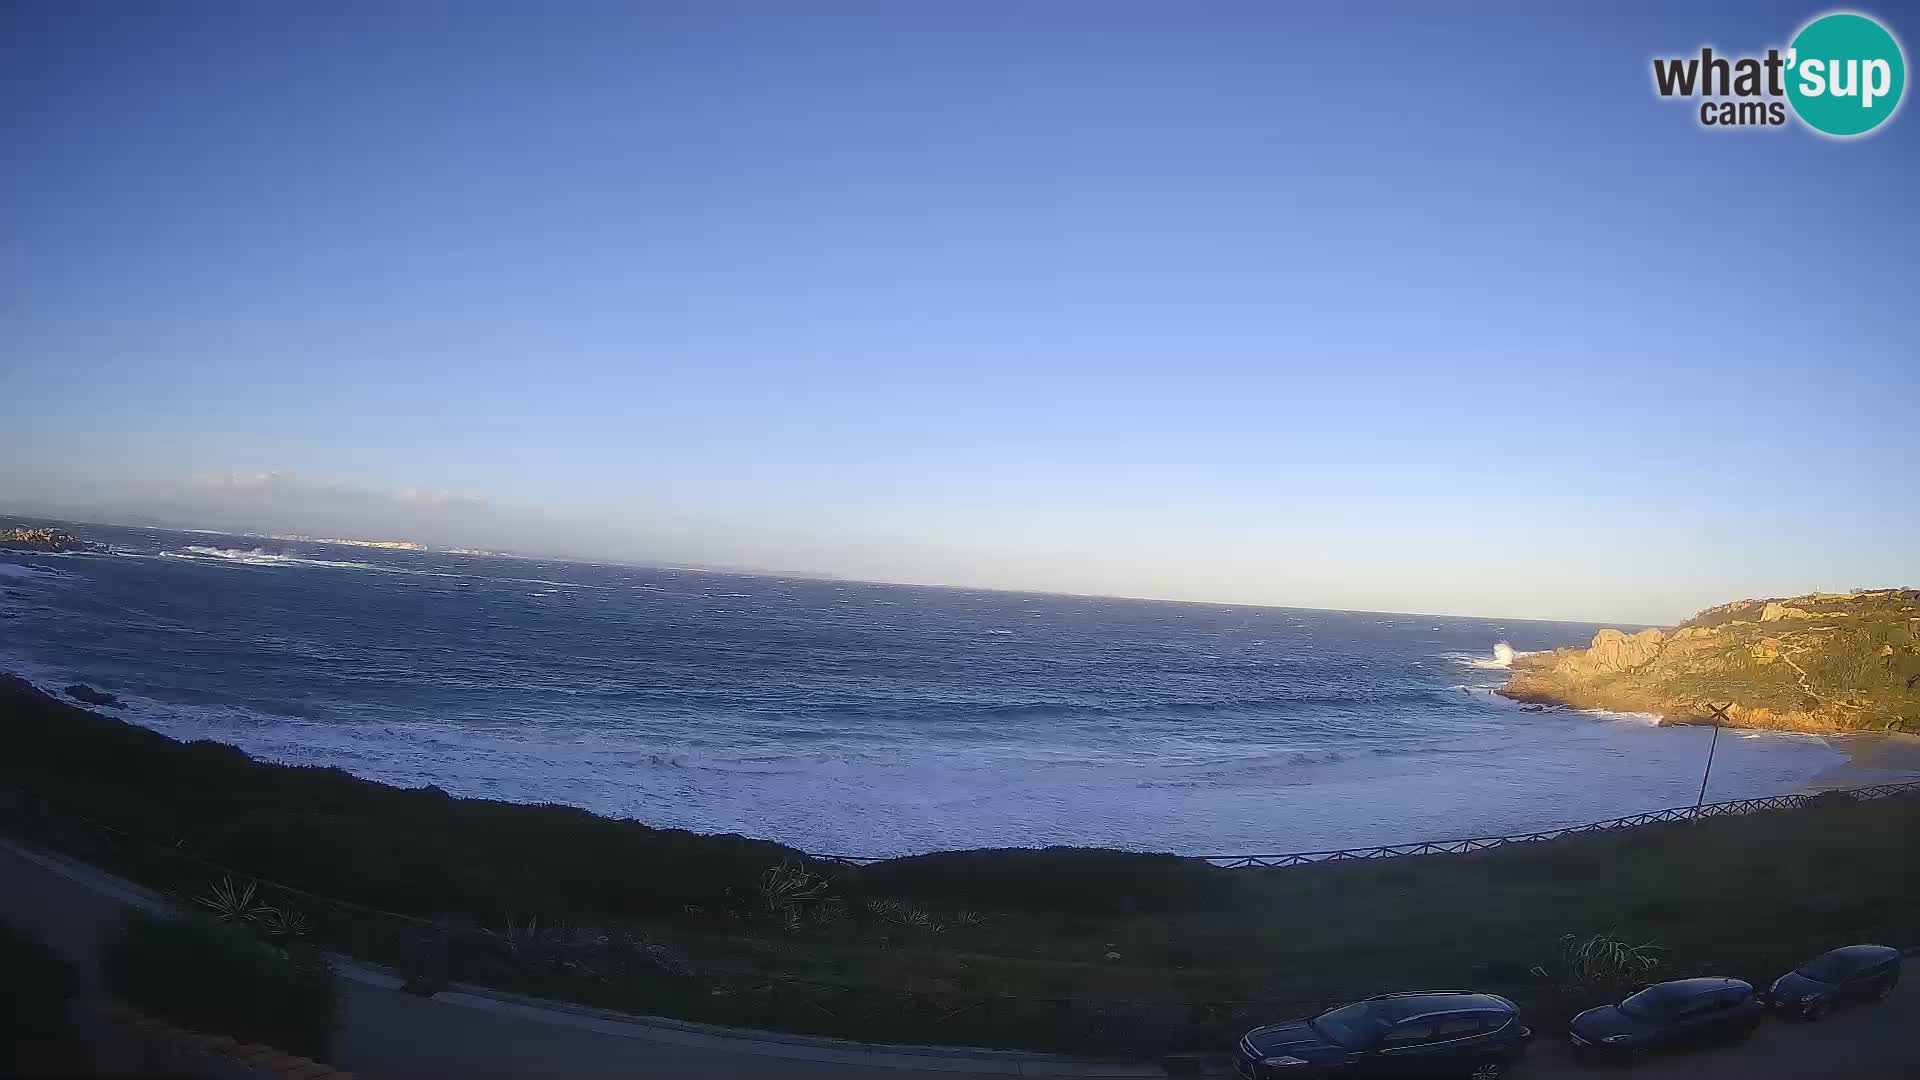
[1644, 977, 1751, 998]
[1367, 991, 1517, 1017]
[1819, 944, 1899, 964]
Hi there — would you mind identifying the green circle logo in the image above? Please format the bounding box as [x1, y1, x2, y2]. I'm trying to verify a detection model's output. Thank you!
[1786, 12, 1906, 136]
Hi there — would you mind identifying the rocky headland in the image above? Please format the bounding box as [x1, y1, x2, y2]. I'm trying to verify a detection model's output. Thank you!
[0, 526, 103, 553]
[1501, 589, 1920, 733]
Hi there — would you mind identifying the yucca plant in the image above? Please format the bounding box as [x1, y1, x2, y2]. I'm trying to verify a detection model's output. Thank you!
[501, 914, 548, 957]
[1534, 931, 1663, 997]
[195, 877, 266, 924]
[865, 897, 945, 932]
[759, 861, 831, 908]
[758, 860, 834, 930]
[254, 904, 311, 944]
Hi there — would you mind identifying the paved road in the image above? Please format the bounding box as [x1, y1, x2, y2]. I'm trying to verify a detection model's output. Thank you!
[1523, 979, 1919, 1079]
[4, 838, 1914, 1078]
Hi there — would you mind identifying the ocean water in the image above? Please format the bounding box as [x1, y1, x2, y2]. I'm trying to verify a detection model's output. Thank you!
[3, 521, 1912, 858]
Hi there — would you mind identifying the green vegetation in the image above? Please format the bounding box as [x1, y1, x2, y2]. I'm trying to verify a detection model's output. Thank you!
[4, 674, 1918, 1056]
[98, 911, 339, 1060]
[1, 916, 81, 1071]
[1505, 589, 1920, 732]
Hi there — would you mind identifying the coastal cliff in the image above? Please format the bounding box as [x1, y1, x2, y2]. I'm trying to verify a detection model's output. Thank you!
[1501, 589, 1920, 733]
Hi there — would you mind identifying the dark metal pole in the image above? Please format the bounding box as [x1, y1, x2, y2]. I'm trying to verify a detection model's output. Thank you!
[1695, 706, 1725, 811]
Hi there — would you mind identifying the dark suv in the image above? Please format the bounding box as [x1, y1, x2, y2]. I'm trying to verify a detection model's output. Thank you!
[1569, 977, 1762, 1061]
[1235, 991, 1531, 1079]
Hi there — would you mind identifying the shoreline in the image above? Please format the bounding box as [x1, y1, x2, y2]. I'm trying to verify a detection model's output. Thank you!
[7, 667, 1908, 862]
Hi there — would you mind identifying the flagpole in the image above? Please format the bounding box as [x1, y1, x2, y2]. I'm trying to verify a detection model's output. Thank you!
[1694, 704, 1727, 812]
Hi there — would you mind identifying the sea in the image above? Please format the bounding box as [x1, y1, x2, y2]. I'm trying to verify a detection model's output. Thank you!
[4, 521, 1916, 859]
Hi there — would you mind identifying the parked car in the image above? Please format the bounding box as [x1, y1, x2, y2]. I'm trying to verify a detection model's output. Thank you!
[1766, 944, 1902, 1019]
[1568, 977, 1762, 1062]
[1234, 991, 1531, 1079]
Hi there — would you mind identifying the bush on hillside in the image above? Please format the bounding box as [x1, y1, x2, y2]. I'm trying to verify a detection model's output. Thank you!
[98, 912, 338, 1060]
[0, 676, 827, 925]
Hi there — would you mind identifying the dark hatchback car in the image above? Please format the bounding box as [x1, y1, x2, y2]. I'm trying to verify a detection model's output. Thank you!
[1569, 977, 1762, 1062]
[1766, 944, 1902, 1019]
[1235, 991, 1531, 1079]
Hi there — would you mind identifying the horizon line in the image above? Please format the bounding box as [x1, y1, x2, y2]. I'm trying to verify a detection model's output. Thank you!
[10, 508, 1672, 629]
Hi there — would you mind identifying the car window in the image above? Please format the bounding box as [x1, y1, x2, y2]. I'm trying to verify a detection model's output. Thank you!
[1619, 986, 1678, 1020]
[1379, 1020, 1440, 1048]
[1310, 1001, 1393, 1049]
[1676, 995, 1719, 1018]
[1434, 1016, 1484, 1038]
[1796, 954, 1853, 982]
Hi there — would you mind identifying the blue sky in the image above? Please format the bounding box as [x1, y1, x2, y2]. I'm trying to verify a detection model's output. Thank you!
[3, 2, 1914, 623]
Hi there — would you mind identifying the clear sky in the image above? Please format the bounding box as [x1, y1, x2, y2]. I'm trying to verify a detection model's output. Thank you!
[3, 2, 1914, 624]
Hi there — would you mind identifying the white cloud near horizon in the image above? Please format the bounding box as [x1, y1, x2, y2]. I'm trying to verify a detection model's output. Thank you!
[187, 470, 490, 513]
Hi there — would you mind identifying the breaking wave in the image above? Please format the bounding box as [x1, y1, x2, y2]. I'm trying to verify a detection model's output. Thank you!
[1452, 641, 1537, 670]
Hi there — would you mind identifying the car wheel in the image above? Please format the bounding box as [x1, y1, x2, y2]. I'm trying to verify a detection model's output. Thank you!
[1806, 1001, 1830, 1021]
[1872, 980, 1895, 1000]
[1468, 1061, 1506, 1080]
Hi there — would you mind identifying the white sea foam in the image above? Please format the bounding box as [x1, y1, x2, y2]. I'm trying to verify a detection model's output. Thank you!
[167, 546, 382, 570]
[1451, 641, 1538, 670]
[498, 577, 618, 591]
[162, 546, 465, 577]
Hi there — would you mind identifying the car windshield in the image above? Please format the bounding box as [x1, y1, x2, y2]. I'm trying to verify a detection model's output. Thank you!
[1617, 986, 1676, 1021]
[1310, 1001, 1395, 1048]
[1795, 954, 1852, 983]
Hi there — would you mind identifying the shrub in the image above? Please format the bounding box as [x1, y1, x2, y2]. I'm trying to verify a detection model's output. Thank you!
[99, 912, 338, 1060]
[864, 897, 946, 932]
[1533, 931, 1661, 999]
[0, 916, 80, 1056]
[194, 875, 268, 923]
[758, 860, 835, 930]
